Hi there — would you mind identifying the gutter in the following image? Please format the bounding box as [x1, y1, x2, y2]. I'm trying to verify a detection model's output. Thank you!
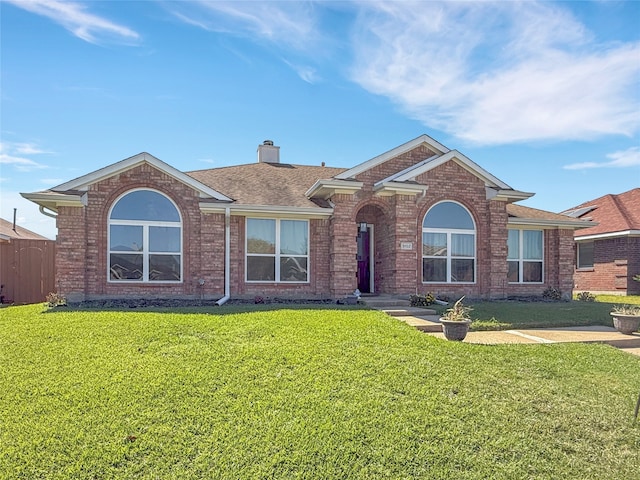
[216, 206, 231, 306]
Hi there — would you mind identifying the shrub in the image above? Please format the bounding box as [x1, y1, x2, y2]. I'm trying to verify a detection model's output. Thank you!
[45, 292, 67, 308]
[410, 292, 435, 307]
[542, 287, 562, 301]
[576, 291, 595, 302]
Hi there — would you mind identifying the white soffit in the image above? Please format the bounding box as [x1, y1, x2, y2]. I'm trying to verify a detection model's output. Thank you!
[335, 134, 450, 180]
[51, 152, 233, 202]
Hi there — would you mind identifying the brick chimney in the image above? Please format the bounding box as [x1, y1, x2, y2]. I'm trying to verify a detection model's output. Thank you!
[257, 140, 280, 163]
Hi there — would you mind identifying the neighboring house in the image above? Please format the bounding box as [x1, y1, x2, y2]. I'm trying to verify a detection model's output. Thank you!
[22, 135, 589, 303]
[562, 188, 640, 295]
[0, 217, 55, 304]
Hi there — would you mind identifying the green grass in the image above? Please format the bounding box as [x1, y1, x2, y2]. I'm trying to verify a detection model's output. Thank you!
[1, 305, 639, 479]
[425, 295, 640, 331]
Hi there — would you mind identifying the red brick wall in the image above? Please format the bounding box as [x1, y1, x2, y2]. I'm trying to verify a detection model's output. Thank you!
[55, 163, 228, 301]
[574, 236, 640, 294]
[54, 149, 579, 301]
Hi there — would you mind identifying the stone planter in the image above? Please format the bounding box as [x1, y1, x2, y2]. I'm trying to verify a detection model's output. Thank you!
[440, 318, 471, 341]
[611, 313, 640, 335]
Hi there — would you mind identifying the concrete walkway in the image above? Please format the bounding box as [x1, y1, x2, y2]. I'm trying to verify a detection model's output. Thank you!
[366, 300, 640, 357]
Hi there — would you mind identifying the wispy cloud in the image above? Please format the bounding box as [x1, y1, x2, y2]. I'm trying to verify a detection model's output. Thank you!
[5, 0, 139, 45]
[167, 1, 324, 81]
[0, 141, 50, 171]
[168, 1, 318, 50]
[349, 2, 640, 145]
[564, 147, 640, 170]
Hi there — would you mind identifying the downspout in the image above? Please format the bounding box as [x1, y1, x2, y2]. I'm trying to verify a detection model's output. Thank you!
[216, 206, 231, 306]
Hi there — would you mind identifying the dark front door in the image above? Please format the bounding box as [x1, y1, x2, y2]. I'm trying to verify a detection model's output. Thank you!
[356, 226, 371, 293]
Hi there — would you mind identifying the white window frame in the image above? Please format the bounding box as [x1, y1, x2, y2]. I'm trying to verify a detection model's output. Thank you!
[422, 201, 476, 284]
[108, 189, 183, 283]
[507, 228, 544, 284]
[245, 218, 310, 283]
[577, 241, 594, 269]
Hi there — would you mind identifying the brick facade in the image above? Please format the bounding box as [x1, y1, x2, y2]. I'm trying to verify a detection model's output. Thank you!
[50, 144, 580, 302]
[574, 237, 640, 295]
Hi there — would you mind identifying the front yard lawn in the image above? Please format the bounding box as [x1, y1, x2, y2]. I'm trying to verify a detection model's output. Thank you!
[428, 296, 640, 331]
[1, 304, 639, 479]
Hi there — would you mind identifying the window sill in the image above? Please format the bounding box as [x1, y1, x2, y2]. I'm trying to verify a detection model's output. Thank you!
[576, 267, 595, 272]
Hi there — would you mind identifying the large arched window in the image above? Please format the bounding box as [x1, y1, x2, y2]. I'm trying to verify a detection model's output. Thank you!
[108, 189, 182, 282]
[422, 201, 476, 283]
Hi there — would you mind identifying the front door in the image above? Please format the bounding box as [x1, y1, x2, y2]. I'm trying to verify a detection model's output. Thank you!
[356, 225, 373, 293]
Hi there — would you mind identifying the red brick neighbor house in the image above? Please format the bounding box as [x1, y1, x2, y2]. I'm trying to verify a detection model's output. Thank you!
[22, 135, 589, 303]
[562, 188, 640, 295]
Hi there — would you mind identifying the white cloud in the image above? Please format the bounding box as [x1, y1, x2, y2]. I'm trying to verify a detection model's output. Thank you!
[169, 1, 318, 51]
[0, 141, 50, 171]
[349, 1, 640, 145]
[5, 0, 139, 44]
[564, 147, 640, 170]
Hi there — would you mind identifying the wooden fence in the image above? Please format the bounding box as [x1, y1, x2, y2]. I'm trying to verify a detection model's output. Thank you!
[0, 239, 56, 305]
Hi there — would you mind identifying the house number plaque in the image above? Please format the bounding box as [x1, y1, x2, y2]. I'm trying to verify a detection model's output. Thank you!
[400, 242, 413, 250]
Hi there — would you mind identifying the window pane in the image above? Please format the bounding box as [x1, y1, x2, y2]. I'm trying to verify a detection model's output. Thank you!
[424, 202, 474, 230]
[280, 220, 308, 255]
[110, 190, 180, 222]
[423, 258, 446, 282]
[149, 254, 181, 281]
[507, 230, 519, 260]
[451, 234, 474, 257]
[110, 225, 142, 251]
[280, 257, 308, 282]
[247, 219, 275, 254]
[423, 233, 447, 256]
[523, 230, 543, 260]
[452, 259, 474, 282]
[247, 256, 275, 281]
[507, 261, 519, 283]
[150, 226, 181, 252]
[578, 242, 594, 268]
[110, 254, 143, 280]
[523, 262, 543, 282]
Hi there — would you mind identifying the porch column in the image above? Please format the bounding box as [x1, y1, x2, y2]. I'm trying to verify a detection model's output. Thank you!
[486, 200, 509, 299]
[329, 194, 358, 297]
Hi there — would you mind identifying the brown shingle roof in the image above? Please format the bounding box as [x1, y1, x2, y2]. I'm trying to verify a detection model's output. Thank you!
[507, 204, 590, 226]
[0, 218, 51, 241]
[563, 188, 640, 237]
[187, 162, 347, 208]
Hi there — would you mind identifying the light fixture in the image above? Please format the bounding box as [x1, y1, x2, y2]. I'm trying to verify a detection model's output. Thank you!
[359, 222, 367, 232]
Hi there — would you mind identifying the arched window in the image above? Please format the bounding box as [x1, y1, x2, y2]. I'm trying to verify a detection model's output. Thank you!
[422, 201, 475, 283]
[108, 189, 182, 282]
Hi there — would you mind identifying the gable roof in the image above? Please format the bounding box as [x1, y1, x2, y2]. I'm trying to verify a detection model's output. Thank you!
[0, 218, 51, 241]
[561, 188, 640, 239]
[335, 134, 449, 180]
[53, 152, 232, 201]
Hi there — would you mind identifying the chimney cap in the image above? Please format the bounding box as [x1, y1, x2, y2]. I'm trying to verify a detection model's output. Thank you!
[263, 140, 274, 146]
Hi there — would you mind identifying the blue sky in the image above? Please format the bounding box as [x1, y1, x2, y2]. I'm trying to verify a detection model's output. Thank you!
[1, 0, 639, 239]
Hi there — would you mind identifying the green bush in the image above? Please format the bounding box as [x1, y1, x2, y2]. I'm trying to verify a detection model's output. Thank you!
[577, 291, 595, 302]
[410, 292, 435, 307]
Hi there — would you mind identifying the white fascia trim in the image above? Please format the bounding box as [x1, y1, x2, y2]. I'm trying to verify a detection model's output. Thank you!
[487, 188, 535, 202]
[335, 134, 449, 180]
[508, 218, 592, 229]
[575, 230, 640, 241]
[51, 152, 233, 202]
[373, 182, 429, 196]
[21, 191, 86, 211]
[305, 179, 364, 199]
[392, 150, 512, 190]
[199, 203, 333, 219]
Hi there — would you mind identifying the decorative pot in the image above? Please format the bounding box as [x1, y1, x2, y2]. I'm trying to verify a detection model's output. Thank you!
[611, 313, 640, 335]
[440, 318, 471, 341]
